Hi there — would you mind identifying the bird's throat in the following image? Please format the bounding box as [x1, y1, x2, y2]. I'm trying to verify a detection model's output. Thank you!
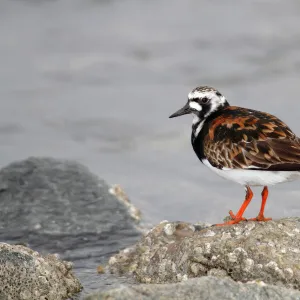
[192, 119, 205, 140]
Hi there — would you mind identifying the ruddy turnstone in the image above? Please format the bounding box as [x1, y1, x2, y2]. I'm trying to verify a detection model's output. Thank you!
[169, 86, 300, 226]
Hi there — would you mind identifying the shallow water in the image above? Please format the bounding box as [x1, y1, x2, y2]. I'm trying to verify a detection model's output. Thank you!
[1, 0, 300, 296]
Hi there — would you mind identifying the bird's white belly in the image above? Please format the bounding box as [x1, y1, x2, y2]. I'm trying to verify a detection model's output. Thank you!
[202, 159, 300, 186]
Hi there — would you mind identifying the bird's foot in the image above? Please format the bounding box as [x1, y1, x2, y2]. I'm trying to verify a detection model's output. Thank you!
[228, 210, 246, 221]
[248, 215, 272, 222]
[213, 210, 247, 226]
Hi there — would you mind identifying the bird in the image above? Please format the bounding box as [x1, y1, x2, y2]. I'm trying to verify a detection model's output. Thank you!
[169, 86, 300, 226]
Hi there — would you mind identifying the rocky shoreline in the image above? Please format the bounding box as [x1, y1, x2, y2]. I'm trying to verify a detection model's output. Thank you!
[1, 157, 300, 299]
[108, 219, 300, 287]
[97, 218, 300, 299]
[0, 157, 143, 299]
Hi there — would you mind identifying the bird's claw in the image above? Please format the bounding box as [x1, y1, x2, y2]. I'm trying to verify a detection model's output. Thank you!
[248, 215, 272, 222]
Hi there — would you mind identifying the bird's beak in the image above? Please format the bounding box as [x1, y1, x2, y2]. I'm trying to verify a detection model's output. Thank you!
[169, 102, 191, 118]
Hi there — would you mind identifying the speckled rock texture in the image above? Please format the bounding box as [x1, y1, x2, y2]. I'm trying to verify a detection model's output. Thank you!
[0, 243, 82, 300]
[85, 276, 300, 300]
[109, 218, 300, 289]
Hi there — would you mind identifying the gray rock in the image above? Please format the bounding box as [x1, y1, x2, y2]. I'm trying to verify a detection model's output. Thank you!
[0, 242, 82, 300]
[84, 276, 300, 300]
[0, 156, 140, 236]
[0, 157, 142, 254]
[0, 157, 143, 296]
[109, 219, 300, 290]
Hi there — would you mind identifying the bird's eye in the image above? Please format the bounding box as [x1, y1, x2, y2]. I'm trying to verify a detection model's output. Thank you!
[201, 97, 209, 104]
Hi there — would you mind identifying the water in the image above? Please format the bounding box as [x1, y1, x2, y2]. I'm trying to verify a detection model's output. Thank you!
[1, 0, 300, 296]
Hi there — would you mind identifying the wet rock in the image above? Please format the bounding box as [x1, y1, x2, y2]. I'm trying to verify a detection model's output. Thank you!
[0, 157, 142, 255]
[109, 218, 300, 290]
[0, 157, 144, 296]
[84, 276, 300, 300]
[0, 242, 81, 300]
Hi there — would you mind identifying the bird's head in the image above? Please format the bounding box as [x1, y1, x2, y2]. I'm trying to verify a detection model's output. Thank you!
[169, 86, 229, 124]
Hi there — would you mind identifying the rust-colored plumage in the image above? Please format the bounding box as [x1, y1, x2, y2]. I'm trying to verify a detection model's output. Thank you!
[203, 106, 300, 171]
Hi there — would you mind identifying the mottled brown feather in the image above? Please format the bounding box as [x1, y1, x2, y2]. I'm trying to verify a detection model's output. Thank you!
[204, 106, 300, 171]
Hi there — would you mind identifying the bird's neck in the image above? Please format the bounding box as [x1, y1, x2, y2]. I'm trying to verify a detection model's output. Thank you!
[192, 104, 229, 141]
[192, 116, 205, 141]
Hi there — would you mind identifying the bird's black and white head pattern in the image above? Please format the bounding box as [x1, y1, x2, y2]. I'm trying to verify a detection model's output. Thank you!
[187, 86, 229, 136]
[169, 86, 230, 137]
[188, 86, 228, 119]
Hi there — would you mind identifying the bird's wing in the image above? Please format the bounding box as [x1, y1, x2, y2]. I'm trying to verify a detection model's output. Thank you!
[203, 106, 300, 170]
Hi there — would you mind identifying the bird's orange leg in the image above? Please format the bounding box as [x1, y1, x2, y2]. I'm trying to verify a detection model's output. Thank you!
[248, 186, 272, 222]
[215, 186, 253, 226]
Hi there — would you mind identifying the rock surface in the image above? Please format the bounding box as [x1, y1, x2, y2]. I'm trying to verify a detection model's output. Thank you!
[85, 276, 300, 300]
[0, 157, 143, 297]
[0, 156, 142, 253]
[109, 219, 300, 290]
[0, 242, 81, 300]
[0, 157, 141, 238]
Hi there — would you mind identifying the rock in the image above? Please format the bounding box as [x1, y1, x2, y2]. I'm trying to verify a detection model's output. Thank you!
[0, 157, 142, 254]
[84, 276, 300, 300]
[0, 242, 81, 300]
[109, 184, 142, 223]
[109, 219, 300, 290]
[0, 157, 141, 236]
[0, 157, 143, 296]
